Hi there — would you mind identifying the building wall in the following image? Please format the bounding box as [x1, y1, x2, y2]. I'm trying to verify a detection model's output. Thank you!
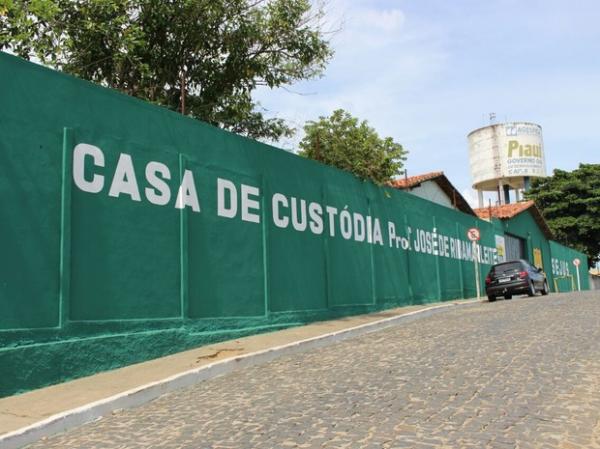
[405, 181, 456, 210]
[590, 275, 600, 291]
[497, 211, 552, 276]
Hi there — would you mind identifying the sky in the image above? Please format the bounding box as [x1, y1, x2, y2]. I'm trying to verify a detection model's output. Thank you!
[254, 0, 600, 206]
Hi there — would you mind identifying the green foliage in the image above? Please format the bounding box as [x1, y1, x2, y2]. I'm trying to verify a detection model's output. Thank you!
[299, 109, 407, 185]
[0, 0, 332, 140]
[526, 164, 600, 264]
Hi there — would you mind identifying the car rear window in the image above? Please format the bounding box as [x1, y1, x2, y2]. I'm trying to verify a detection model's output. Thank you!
[492, 262, 522, 275]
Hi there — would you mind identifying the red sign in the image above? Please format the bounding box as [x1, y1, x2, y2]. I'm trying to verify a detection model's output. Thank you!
[467, 227, 480, 242]
[573, 258, 581, 267]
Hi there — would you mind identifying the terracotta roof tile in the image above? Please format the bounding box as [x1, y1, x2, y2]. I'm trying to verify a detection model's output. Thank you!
[473, 200, 535, 220]
[389, 171, 444, 189]
[474, 200, 554, 239]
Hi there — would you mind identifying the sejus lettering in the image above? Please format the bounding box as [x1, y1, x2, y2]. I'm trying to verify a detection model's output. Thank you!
[551, 258, 571, 277]
[73, 143, 201, 211]
[507, 140, 542, 158]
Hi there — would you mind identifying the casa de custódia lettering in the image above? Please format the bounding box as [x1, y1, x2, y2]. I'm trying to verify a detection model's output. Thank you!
[72, 143, 499, 264]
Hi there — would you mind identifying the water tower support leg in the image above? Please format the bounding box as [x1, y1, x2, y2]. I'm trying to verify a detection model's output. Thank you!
[477, 190, 484, 209]
[503, 184, 511, 204]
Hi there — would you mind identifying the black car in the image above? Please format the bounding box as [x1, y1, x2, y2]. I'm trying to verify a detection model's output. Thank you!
[485, 259, 549, 301]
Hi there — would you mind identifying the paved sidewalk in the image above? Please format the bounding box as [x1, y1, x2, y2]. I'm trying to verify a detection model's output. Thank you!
[0, 299, 475, 440]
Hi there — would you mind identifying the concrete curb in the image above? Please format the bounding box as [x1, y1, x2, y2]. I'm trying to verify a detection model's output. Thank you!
[0, 300, 477, 449]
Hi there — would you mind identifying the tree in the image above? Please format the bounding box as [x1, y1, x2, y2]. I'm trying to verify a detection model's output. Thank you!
[299, 109, 407, 185]
[525, 164, 600, 265]
[0, 0, 332, 140]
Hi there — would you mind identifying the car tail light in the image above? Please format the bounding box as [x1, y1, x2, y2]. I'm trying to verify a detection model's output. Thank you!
[485, 275, 491, 285]
[519, 271, 528, 279]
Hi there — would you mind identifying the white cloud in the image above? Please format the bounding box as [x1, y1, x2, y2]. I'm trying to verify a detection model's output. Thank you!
[354, 8, 405, 33]
[256, 1, 600, 193]
[256, 3, 448, 150]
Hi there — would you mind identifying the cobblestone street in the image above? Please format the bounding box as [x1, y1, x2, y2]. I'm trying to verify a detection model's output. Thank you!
[26, 291, 600, 449]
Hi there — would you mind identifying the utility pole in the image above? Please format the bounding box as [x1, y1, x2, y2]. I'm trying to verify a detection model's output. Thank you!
[180, 67, 186, 115]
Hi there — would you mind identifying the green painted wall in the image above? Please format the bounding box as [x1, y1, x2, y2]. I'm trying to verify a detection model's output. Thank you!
[496, 211, 553, 287]
[0, 52, 589, 398]
[497, 212, 590, 292]
[548, 241, 590, 292]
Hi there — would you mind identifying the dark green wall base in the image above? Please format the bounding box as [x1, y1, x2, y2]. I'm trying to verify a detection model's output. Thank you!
[0, 323, 289, 398]
[0, 296, 449, 398]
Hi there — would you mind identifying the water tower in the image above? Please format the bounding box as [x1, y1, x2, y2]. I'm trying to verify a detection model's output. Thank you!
[468, 121, 547, 208]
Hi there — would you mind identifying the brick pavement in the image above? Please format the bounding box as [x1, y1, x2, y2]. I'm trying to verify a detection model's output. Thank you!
[25, 291, 600, 449]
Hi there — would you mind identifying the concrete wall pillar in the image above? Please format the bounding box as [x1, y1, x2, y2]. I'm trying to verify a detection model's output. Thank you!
[477, 189, 484, 209]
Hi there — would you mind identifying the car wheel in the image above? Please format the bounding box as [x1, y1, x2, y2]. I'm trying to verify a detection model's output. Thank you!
[527, 280, 536, 297]
[541, 281, 549, 296]
[504, 294, 512, 300]
[488, 295, 496, 302]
